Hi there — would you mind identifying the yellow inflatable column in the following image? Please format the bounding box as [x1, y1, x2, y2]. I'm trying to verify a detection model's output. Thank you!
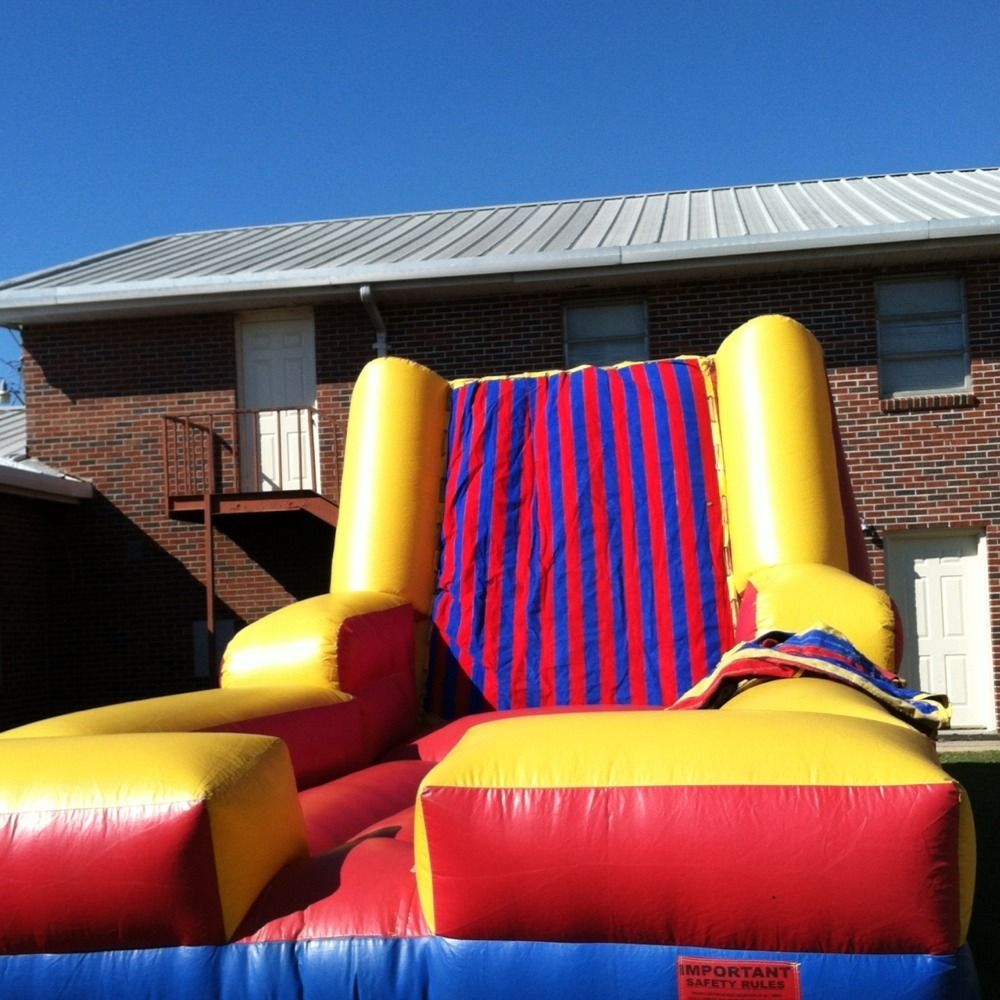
[331, 357, 451, 675]
[715, 315, 850, 590]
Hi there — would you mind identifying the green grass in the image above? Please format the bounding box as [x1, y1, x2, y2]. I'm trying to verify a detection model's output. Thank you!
[942, 760, 998, 996]
[939, 748, 1000, 764]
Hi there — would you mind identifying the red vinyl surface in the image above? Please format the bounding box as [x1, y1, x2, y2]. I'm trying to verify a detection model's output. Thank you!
[337, 604, 416, 692]
[733, 582, 758, 643]
[208, 701, 367, 790]
[299, 760, 435, 855]
[240, 809, 428, 941]
[355, 672, 419, 767]
[210, 603, 417, 790]
[420, 783, 960, 954]
[209, 671, 417, 790]
[0, 801, 223, 953]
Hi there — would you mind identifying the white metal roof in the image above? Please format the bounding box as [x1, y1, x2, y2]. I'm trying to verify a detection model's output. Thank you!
[2, 168, 1000, 322]
[0, 406, 92, 501]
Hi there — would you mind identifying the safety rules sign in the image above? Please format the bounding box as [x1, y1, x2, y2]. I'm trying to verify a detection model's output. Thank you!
[677, 958, 802, 999]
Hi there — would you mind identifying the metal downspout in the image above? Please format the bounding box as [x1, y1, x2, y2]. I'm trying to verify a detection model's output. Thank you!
[360, 285, 388, 357]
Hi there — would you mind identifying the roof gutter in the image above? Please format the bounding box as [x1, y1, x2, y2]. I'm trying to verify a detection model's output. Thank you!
[2, 216, 1000, 324]
[0, 460, 93, 503]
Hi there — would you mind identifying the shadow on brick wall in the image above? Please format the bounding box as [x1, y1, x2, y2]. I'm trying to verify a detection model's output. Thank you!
[0, 492, 245, 730]
[215, 511, 334, 603]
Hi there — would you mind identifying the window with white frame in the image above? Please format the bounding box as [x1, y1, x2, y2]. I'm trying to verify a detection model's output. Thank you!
[564, 302, 648, 367]
[876, 277, 969, 397]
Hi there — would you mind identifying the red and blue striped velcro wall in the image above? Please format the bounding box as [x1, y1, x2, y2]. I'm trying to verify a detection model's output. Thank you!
[425, 359, 734, 719]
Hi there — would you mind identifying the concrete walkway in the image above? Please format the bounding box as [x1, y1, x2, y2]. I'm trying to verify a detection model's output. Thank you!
[938, 732, 1000, 753]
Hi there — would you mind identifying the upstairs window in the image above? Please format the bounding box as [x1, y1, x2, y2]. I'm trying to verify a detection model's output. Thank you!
[876, 277, 969, 397]
[564, 302, 648, 367]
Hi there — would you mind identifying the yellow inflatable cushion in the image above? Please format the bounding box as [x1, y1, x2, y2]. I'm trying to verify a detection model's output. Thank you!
[415, 710, 945, 791]
[1, 685, 349, 740]
[221, 590, 410, 689]
[741, 562, 898, 672]
[414, 709, 973, 943]
[721, 676, 911, 729]
[0, 731, 306, 941]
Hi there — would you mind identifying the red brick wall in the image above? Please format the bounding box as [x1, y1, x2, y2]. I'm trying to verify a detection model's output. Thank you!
[21, 314, 336, 715]
[827, 260, 1000, 727]
[18, 255, 1000, 724]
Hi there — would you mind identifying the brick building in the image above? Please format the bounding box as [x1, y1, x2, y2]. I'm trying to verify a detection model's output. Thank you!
[0, 168, 998, 732]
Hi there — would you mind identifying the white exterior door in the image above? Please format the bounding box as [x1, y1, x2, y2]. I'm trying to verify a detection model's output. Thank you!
[885, 532, 995, 730]
[238, 310, 319, 492]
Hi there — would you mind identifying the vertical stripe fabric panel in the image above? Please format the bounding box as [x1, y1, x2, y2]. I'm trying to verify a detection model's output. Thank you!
[426, 360, 733, 719]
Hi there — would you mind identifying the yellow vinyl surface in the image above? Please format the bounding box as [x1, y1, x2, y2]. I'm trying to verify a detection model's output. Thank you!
[203, 733, 309, 937]
[1, 685, 349, 739]
[745, 562, 898, 671]
[221, 591, 407, 689]
[0, 731, 307, 940]
[412, 799, 436, 933]
[714, 315, 850, 590]
[721, 676, 912, 729]
[414, 706, 973, 940]
[417, 710, 946, 790]
[330, 357, 451, 616]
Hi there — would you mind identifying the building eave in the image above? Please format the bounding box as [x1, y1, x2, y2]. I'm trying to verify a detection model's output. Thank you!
[3, 217, 1000, 325]
[0, 460, 94, 503]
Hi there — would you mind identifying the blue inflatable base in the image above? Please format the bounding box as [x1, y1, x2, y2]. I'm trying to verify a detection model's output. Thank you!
[0, 937, 980, 1000]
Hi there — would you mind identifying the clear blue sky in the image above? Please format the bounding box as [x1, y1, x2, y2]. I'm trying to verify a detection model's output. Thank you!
[2, 0, 1000, 391]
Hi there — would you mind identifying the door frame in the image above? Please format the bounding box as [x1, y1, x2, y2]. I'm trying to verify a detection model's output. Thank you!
[884, 528, 996, 731]
[235, 308, 318, 491]
[235, 307, 317, 408]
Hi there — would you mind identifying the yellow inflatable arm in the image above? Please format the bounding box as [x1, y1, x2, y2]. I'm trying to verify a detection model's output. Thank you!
[737, 562, 899, 672]
[0, 685, 349, 738]
[221, 591, 412, 690]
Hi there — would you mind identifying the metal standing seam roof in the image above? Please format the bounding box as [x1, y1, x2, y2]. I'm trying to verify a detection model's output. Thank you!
[0, 407, 92, 501]
[2, 168, 1000, 321]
